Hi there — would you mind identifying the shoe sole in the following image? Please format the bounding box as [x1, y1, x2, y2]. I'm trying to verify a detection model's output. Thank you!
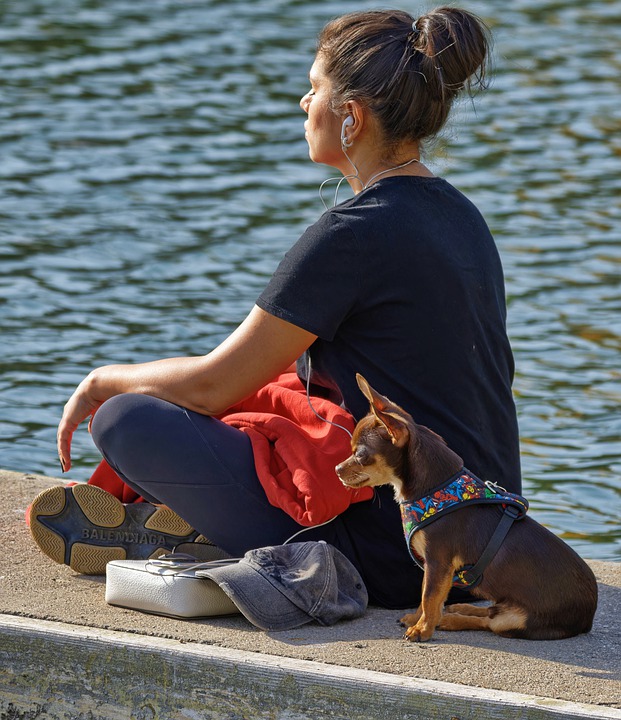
[29, 484, 208, 575]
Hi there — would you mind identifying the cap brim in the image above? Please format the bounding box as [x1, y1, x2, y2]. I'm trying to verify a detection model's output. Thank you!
[197, 562, 312, 631]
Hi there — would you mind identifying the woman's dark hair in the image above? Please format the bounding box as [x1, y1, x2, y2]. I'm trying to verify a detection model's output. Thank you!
[317, 7, 491, 152]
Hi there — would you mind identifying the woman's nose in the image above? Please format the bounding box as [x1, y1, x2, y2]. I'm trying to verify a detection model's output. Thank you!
[300, 93, 309, 113]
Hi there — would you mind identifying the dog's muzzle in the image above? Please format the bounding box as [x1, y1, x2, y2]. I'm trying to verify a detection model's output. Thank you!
[335, 458, 369, 488]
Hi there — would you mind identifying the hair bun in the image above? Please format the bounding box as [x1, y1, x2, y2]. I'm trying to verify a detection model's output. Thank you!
[416, 7, 491, 97]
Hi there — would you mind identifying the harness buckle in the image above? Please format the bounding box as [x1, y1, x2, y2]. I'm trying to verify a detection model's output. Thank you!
[503, 504, 522, 520]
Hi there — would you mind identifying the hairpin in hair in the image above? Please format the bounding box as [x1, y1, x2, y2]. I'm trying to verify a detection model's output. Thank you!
[410, 19, 421, 42]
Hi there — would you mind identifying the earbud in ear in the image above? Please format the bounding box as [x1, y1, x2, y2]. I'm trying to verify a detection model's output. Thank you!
[341, 116, 354, 148]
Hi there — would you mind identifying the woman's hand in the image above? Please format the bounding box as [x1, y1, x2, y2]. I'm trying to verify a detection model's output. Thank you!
[57, 368, 120, 472]
[56, 306, 317, 472]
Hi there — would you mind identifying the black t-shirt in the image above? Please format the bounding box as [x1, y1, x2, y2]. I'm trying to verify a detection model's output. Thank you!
[257, 176, 521, 607]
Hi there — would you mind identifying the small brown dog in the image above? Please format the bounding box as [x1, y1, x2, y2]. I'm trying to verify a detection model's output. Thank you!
[335, 374, 598, 641]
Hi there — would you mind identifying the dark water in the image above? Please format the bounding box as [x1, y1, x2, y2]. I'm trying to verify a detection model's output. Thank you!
[1, 0, 619, 560]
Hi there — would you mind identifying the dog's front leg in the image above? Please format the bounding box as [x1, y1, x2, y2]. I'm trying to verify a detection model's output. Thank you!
[403, 562, 454, 642]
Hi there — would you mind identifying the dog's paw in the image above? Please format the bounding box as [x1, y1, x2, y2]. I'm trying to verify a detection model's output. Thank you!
[399, 611, 421, 627]
[403, 622, 434, 642]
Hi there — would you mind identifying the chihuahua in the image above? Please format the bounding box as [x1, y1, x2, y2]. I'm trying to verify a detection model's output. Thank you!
[335, 374, 598, 642]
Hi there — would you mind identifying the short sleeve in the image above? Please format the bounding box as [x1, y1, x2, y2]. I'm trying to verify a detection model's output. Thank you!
[257, 211, 362, 340]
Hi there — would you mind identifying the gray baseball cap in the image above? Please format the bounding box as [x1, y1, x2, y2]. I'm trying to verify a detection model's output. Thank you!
[196, 541, 368, 631]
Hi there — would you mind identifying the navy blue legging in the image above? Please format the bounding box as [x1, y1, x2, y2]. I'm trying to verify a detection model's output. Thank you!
[89, 393, 348, 557]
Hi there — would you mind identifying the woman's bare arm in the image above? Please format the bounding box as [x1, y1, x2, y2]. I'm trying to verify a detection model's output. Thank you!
[57, 305, 316, 471]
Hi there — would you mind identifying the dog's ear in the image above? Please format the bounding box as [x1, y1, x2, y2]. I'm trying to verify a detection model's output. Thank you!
[356, 374, 410, 448]
[356, 374, 378, 406]
[376, 410, 410, 448]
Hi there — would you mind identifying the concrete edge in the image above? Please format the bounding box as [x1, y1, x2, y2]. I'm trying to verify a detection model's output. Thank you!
[1, 614, 619, 720]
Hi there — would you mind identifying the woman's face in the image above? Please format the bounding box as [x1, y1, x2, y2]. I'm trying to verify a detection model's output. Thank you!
[300, 55, 344, 169]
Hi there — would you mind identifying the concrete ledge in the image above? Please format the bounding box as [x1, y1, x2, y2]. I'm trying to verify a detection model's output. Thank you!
[2, 614, 619, 720]
[2, 470, 620, 719]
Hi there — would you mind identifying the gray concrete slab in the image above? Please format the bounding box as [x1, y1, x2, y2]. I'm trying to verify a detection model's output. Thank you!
[1, 470, 620, 718]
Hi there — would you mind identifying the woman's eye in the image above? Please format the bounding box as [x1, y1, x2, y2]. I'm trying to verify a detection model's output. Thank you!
[307, 89, 315, 97]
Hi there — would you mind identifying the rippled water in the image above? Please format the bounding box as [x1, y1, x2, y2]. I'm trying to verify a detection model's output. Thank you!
[1, 0, 619, 560]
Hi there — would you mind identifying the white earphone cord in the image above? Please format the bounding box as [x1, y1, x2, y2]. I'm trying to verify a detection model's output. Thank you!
[320, 116, 418, 209]
[283, 355, 350, 543]
[305, 355, 353, 439]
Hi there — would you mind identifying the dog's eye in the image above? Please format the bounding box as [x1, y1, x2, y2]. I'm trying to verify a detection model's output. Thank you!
[355, 447, 369, 464]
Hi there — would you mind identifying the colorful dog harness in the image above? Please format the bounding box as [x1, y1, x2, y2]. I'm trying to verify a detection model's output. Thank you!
[400, 468, 528, 589]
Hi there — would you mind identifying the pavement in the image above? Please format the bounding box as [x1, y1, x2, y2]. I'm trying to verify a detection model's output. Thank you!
[1, 469, 619, 719]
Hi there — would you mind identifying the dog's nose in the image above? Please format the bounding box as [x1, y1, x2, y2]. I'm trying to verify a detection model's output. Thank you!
[335, 462, 344, 476]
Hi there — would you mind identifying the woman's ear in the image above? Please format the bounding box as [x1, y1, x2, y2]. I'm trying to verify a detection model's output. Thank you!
[342, 101, 365, 144]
